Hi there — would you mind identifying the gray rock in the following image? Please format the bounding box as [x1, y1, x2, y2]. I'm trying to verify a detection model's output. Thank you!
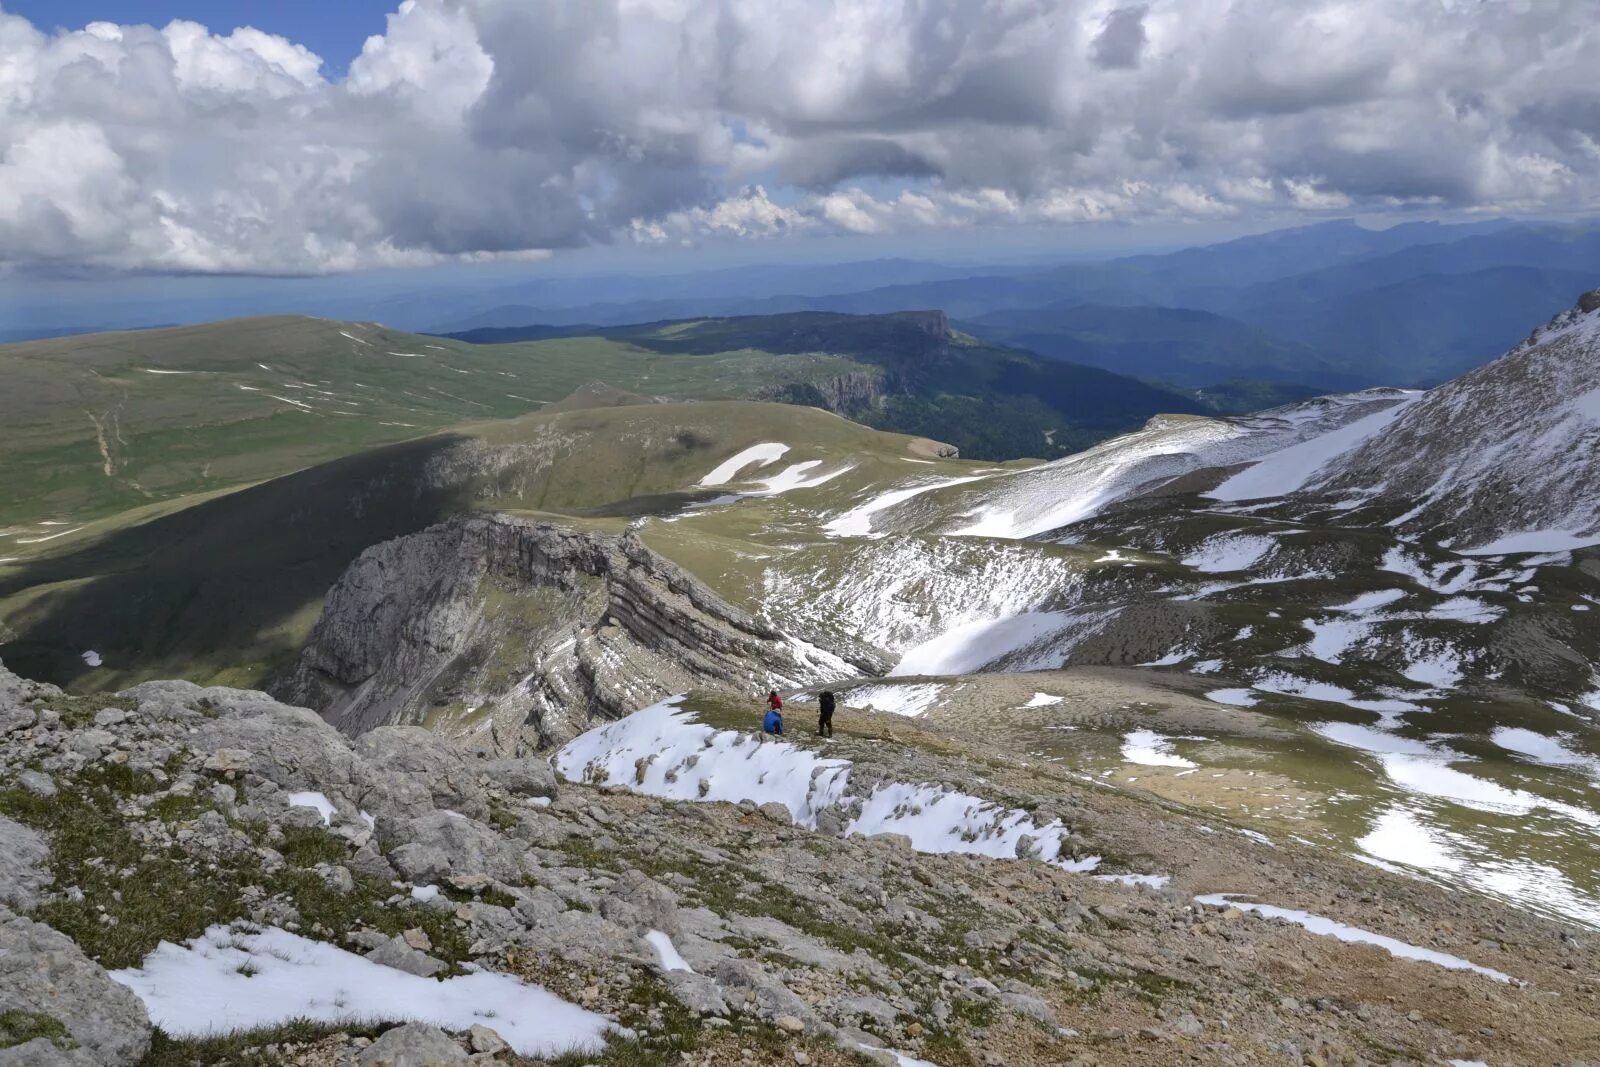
[356, 1024, 469, 1066]
[480, 757, 558, 799]
[757, 802, 793, 825]
[999, 990, 1058, 1028]
[388, 812, 525, 883]
[348, 840, 396, 881]
[597, 870, 680, 936]
[92, 708, 129, 728]
[0, 817, 50, 911]
[354, 727, 490, 829]
[0, 705, 37, 736]
[202, 749, 253, 774]
[664, 970, 729, 1016]
[65, 730, 115, 760]
[0, 907, 150, 1065]
[714, 957, 815, 1023]
[0, 1035, 93, 1065]
[662, 972, 732, 1023]
[466, 1025, 508, 1055]
[515, 909, 638, 964]
[187, 692, 355, 793]
[364, 936, 447, 978]
[10, 775, 50, 808]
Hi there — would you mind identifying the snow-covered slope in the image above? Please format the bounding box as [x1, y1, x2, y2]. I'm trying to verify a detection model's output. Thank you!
[861, 391, 1413, 541]
[1307, 290, 1600, 552]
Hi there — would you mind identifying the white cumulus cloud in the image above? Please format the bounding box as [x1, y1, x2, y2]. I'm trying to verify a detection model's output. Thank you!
[0, 0, 1597, 274]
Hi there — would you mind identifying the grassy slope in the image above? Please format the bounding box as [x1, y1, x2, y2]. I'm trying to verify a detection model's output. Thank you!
[491, 311, 1208, 461]
[0, 400, 951, 692]
[0, 315, 862, 535]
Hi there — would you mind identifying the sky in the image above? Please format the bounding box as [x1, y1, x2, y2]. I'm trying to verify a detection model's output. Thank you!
[0, 1, 397, 74]
[1, 0, 1599, 294]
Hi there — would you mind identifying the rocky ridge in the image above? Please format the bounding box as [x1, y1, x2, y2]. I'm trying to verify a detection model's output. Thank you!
[278, 515, 863, 751]
[2, 660, 1599, 1065]
[1304, 288, 1600, 551]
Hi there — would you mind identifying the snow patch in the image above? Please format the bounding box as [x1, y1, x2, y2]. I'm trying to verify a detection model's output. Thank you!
[645, 930, 693, 973]
[1182, 534, 1276, 574]
[286, 792, 336, 826]
[557, 699, 1099, 872]
[1022, 692, 1063, 708]
[844, 683, 944, 718]
[1208, 394, 1421, 502]
[826, 476, 986, 537]
[698, 443, 790, 486]
[110, 924, 612, 1055]
[1193, 895, 1512, 982]
[80, 650, 103, 668]
[1120, 730, 1197, 769]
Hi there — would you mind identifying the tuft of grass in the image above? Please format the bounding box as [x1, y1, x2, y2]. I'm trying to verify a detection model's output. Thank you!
[138, 1019, 383, 1067]
[0, 1010, 76, 1051]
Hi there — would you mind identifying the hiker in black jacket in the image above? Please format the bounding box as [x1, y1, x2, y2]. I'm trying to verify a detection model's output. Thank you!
[817, 690, 836, 737]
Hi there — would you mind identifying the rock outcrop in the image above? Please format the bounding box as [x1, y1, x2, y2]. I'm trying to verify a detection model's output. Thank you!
[277, 514, 860, 751]
[0, 908, 152, 1065]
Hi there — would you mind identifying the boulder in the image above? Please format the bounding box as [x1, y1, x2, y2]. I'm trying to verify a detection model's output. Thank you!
[0, 705, 37, 736]
[387, 812, 525, 884]
[355, 1024, 468, 1066]
[16, 772, 56, 799]
[0, 818, 50, 912]
[480, 757, 559, 799]
[0, 908, 151, 1065]
[364, 936, 446, 978]
[354, 727, 490, 829]
[187, 693, 355, 794]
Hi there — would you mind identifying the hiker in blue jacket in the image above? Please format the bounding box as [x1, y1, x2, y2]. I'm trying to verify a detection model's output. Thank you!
[762, 693, 784, 736]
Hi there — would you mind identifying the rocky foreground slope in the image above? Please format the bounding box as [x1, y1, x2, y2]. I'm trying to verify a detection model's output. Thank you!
[2, 660, 1598, 1066]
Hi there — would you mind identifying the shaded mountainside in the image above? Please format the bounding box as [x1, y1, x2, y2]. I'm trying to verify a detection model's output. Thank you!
[961, 302, 1355, 390]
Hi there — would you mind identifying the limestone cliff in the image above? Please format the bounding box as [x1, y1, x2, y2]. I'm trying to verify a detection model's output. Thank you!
[276, 513, 861, 752]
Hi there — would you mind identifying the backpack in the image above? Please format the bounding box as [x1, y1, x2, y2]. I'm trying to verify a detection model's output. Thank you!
[819, 691, 836, 714]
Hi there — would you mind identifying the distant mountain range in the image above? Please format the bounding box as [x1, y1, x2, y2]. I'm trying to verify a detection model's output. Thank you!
[438, 218, 1600, 390]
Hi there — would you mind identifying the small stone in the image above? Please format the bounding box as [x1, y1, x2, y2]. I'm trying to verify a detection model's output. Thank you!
[94, 707, 130, 727]
[402, 927, 433, 952]
[757, 802, 792, 825]
[17, 770, 56, 797]
[467, 1025, 508, 1055]
[203, 748, 253, 774]
[793, 1054, 810, 1066]
[1406, 1009, 1424, 1023]
[905, 1022, 924, 1038]
[775, 1015, 805, 1034]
